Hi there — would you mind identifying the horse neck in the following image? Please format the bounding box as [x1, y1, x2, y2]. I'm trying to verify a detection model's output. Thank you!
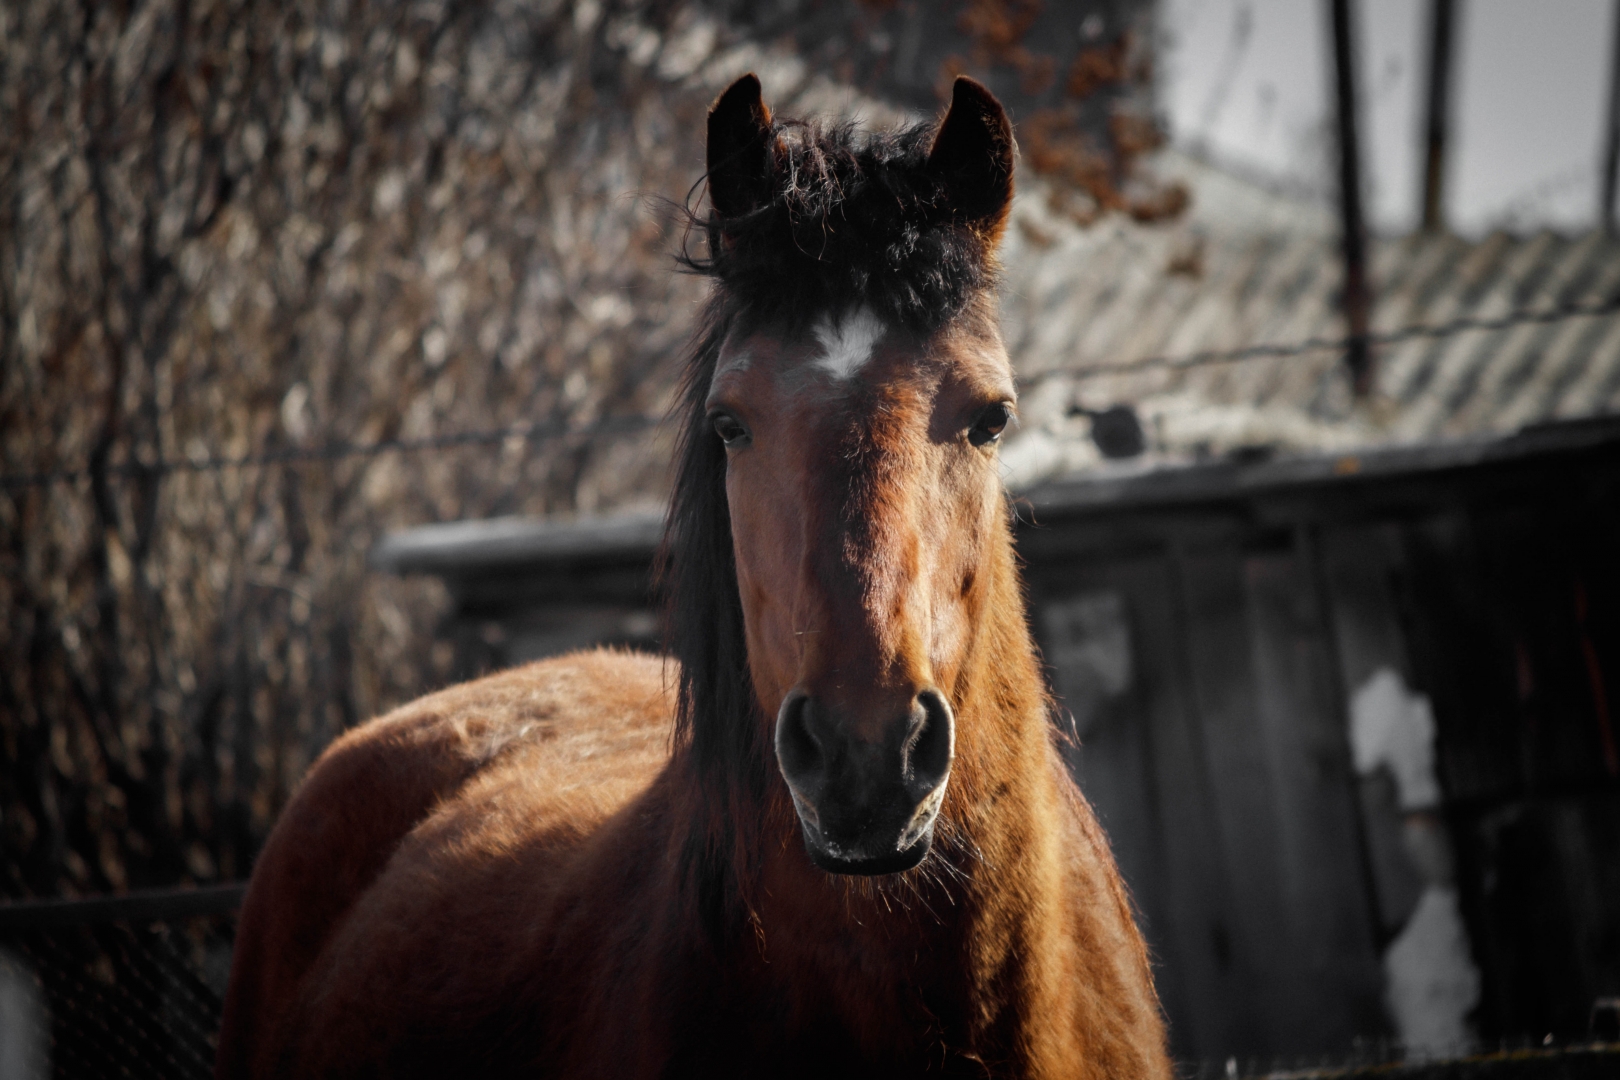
[934, 508, 1065, 876]
[660, 512, 1163, 1079]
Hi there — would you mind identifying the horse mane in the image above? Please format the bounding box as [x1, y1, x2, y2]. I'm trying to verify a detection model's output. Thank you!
[656, 110, 1012, 931]
[656, 297, 759, 785]
[649, 298, 764, 938]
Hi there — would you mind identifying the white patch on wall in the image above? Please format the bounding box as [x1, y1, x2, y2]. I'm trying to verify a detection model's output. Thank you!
[1351, 666, 1441, 811]
[1384, 886, 1482, 1059]
[811, 307, 885, 381]
[1042, 591, 1132, 741]
[1349, 666, 1480, 1057]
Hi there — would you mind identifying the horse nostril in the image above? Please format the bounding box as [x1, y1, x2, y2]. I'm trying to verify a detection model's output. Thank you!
[904, 689, 954, 792]
[775, 691, 825, 788]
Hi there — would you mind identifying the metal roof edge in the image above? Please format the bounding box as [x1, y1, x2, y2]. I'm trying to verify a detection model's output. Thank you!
[370, 415, 1619, 579]
[0, 883, 248, 930]
[1017, 412, 1620, 519]
[370, 510, 665, 577]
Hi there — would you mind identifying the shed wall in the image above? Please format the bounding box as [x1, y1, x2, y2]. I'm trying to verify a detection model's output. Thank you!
[390, 434, 1620, 1059]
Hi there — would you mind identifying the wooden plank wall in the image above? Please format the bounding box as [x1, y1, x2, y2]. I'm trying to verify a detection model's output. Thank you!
[1320, 524, 1432, 946]
[1028, 525, 1385, 1061]
[1394, 488, 1620, 1041]
[1026, 447, 1620, 1057]
[400, 435, 1620, 1055]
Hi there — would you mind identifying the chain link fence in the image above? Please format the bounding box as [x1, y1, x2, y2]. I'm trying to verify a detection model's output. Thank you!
[0, 886, 243, 1080]
[1187, 1043, 1620, 1080]
[0, 885, 1615, 1079]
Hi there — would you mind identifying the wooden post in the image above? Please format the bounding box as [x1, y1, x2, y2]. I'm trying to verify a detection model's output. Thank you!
[1603, 2, 1620, 234]
[1420, 0, 1456, 233]
[1330, 0, 1374, 397]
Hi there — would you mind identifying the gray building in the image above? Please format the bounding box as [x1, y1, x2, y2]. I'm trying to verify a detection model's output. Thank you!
[375, 158, 1620, 1059]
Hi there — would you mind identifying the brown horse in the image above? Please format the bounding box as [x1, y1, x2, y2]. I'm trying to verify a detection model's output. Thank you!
[215, 75, 1170, 1079]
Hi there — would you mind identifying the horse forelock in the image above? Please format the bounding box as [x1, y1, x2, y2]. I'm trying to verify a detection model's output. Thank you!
[680, 116, 1000, 336]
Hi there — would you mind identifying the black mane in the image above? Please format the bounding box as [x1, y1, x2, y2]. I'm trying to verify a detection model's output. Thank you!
[653, 297, 760, 936]
[680, 117, 1000, 335]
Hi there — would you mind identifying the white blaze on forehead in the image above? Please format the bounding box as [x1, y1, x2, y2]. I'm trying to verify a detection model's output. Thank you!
[812, 307, 886, 381]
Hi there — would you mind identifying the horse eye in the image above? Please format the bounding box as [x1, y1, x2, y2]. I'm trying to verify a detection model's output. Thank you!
[709, 411, 751, 448]
[969, 402, 1012, 446]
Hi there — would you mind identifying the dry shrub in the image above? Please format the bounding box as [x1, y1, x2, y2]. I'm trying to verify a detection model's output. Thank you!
[945, 1, 1187, 226]
[0, 0, 713, 897]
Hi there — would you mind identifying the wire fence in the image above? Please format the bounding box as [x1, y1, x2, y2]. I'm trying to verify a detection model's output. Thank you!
[0, 887, 1615, 1079]
[1020, 293, 1620, 381]
[4, 296, 1618, 494]
[0, 415, 663, 492]
[1184, 1043, 1620, 1080]
[0, 886, 245, 1080]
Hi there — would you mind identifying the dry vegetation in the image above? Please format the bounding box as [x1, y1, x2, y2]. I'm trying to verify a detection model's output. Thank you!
[943, 0, 1187, 224]
[0, 0, 1174, 898]
[0, 0, 710, 897]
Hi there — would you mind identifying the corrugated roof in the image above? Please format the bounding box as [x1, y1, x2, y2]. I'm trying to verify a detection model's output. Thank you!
[996, 155, 1620, 489]
[367, 102, 1620, 574]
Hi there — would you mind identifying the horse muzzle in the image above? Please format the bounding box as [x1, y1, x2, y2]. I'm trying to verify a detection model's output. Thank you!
[774, 687, 954, 876]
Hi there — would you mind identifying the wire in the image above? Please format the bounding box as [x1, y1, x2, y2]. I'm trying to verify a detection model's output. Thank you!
[1016, 292, 1620, 386]
[4, 294, 1619, 492]
[0, 414, 661, 492]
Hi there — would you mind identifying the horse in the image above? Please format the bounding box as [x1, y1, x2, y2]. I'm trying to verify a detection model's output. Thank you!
[215, 74, 1171, 1079]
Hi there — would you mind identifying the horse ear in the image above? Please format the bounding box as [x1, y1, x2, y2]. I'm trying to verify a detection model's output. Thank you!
[927, 77, 1015, 232]
[707, 74, 776, 218]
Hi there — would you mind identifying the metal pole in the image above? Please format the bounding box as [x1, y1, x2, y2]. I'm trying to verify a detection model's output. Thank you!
[1331, 0, 1374, 397]
[1602, 2, 1620, 234]
[1420, 0, 1456, 233]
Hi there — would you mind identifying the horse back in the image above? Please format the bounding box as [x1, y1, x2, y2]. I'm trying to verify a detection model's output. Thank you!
[215, 648, 675, 1079]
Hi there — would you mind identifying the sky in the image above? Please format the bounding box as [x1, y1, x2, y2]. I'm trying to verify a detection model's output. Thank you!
[1157, 0, 1618, 235]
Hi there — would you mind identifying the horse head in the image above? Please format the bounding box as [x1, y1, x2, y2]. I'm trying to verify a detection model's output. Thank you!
[688, 74, 1017, 876]
[223, 71, 1170, 1080]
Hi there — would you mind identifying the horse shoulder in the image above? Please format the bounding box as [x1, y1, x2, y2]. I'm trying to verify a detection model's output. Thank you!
[218, 647, 676, 1080]
[286, 758, 682, 1077]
